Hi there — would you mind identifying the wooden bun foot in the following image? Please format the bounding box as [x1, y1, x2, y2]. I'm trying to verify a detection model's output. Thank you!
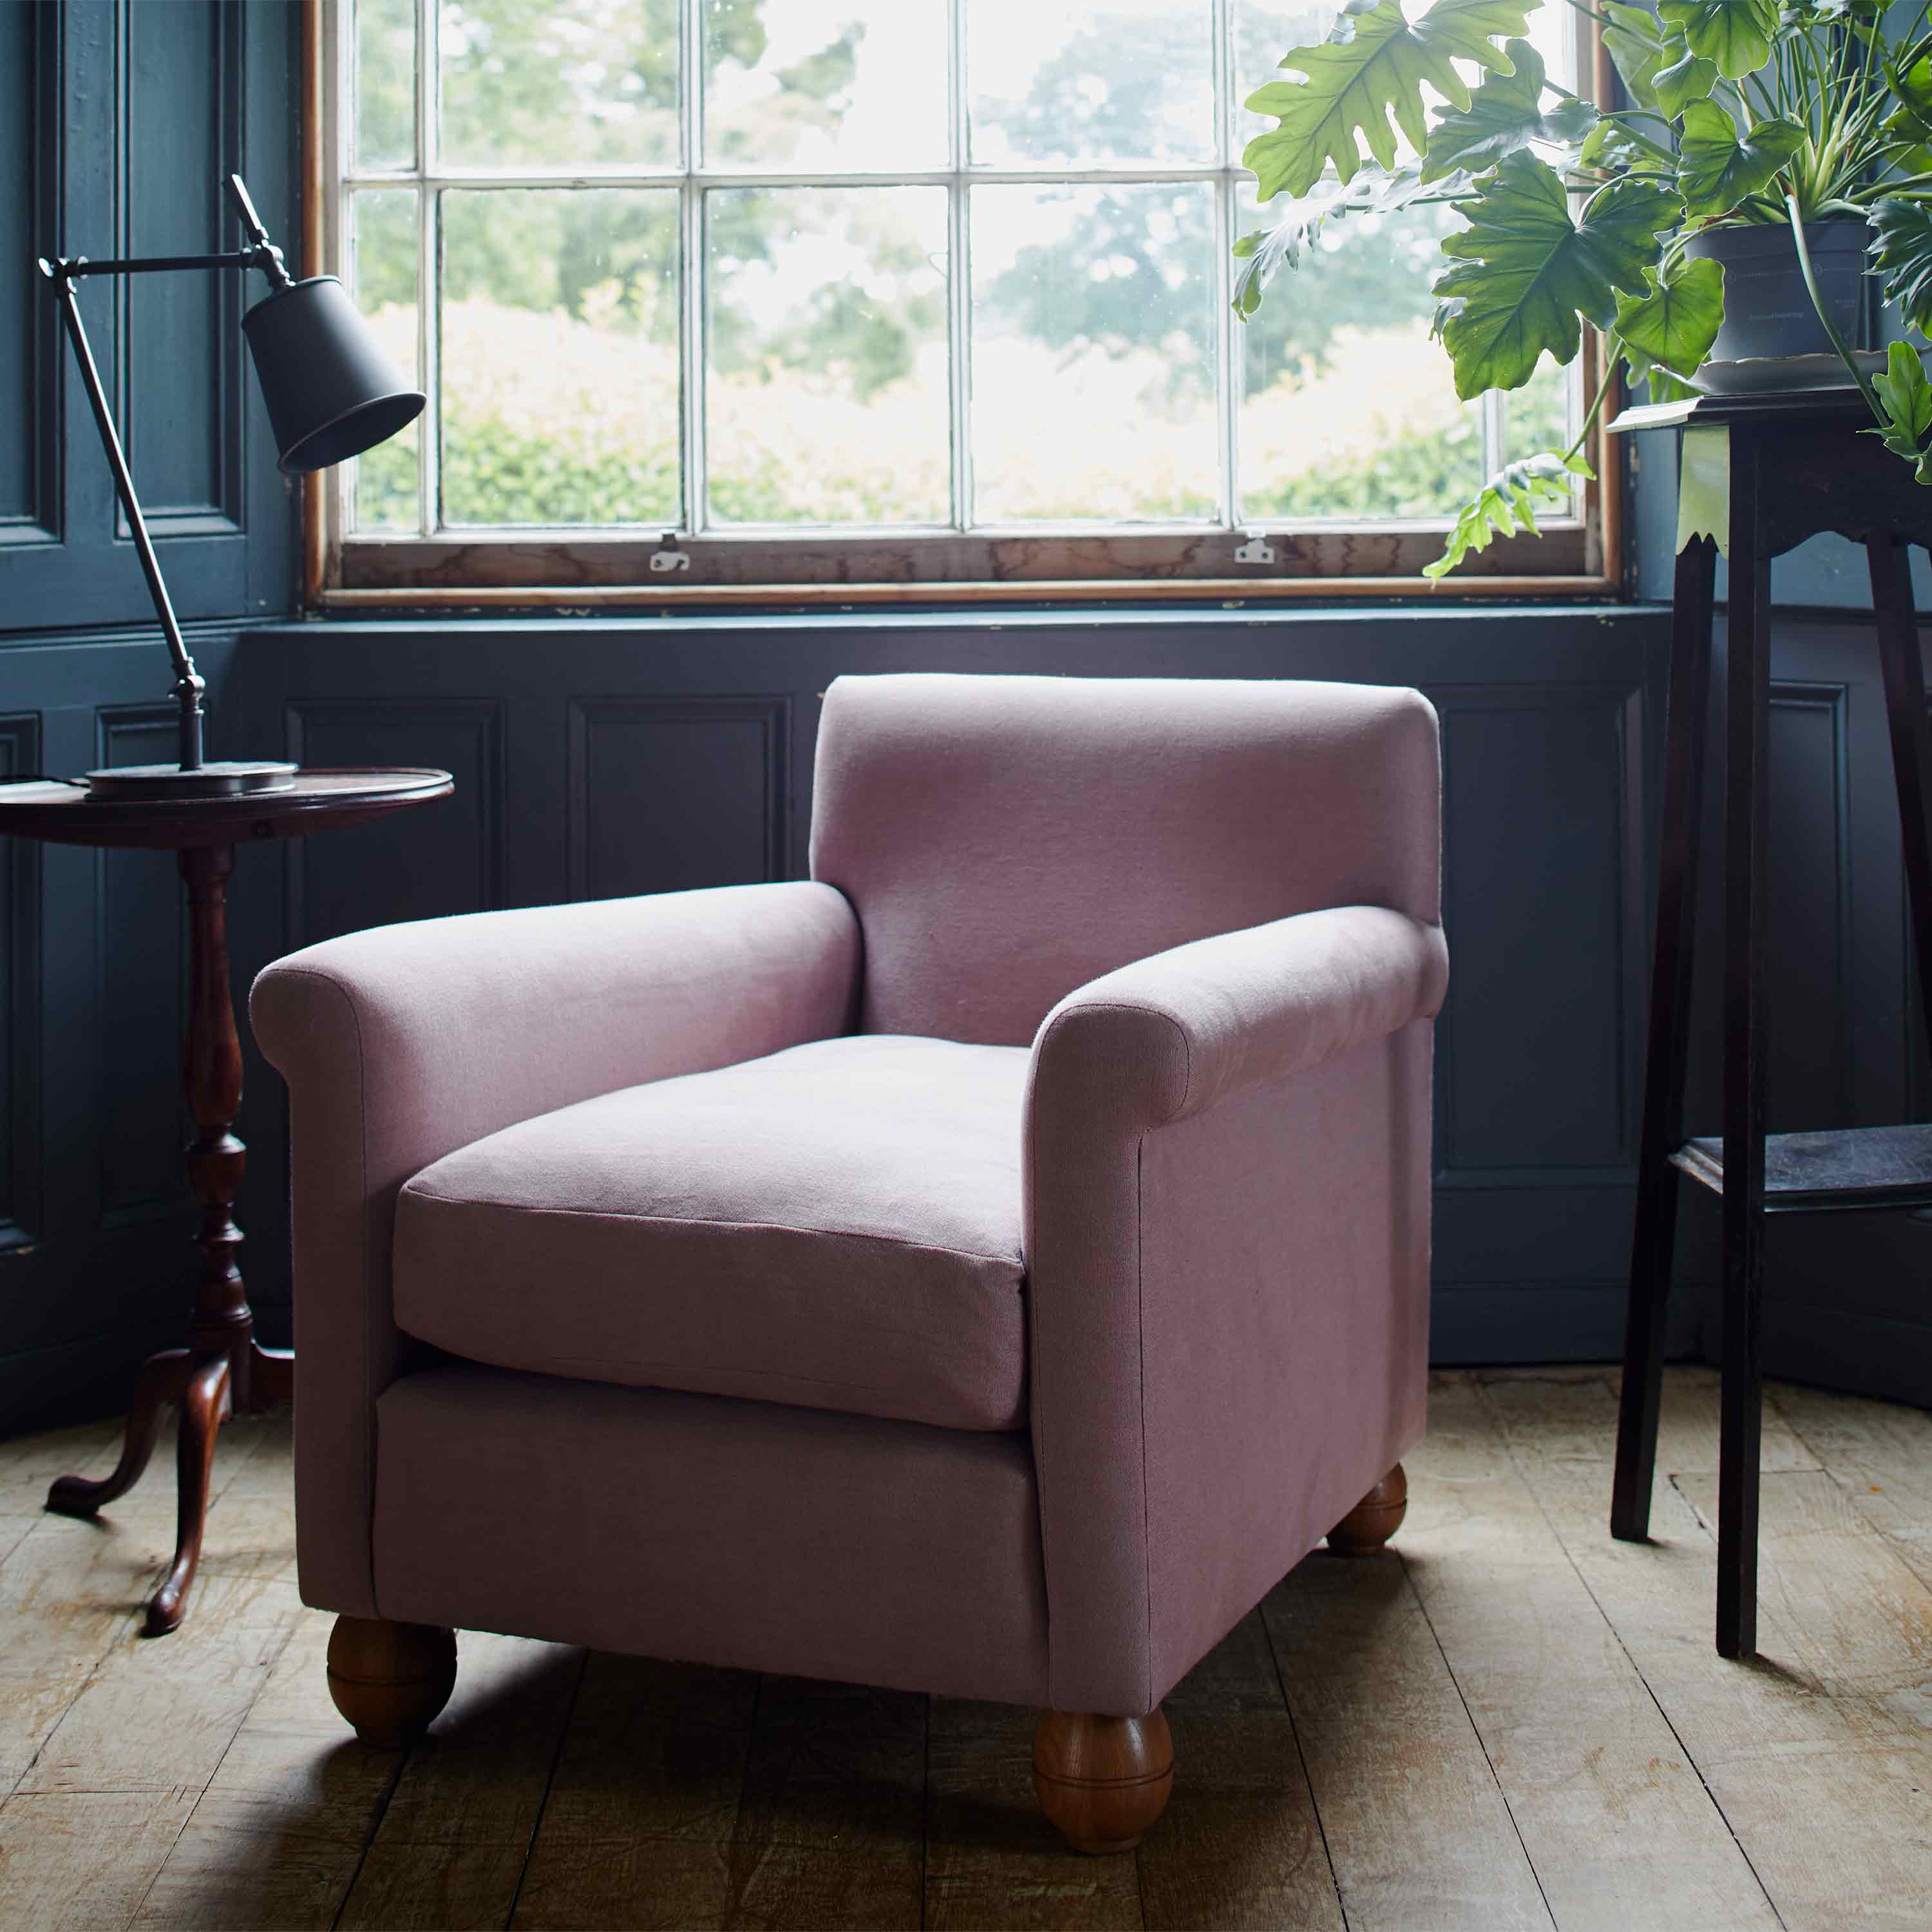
[1327, 1462, 1408, 1555]
[1033, 1708, 1175, 1853]
[326, 1615, 457, 1747]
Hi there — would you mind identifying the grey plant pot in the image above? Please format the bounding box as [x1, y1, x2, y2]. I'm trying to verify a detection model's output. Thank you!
[1681, 220, 1870, 364]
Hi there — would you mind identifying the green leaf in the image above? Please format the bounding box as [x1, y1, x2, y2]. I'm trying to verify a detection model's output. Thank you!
[1886, 50, 1932, 131]
[1433, 153, 1682, 397]
[1420, 40, 1598, 182]
[1653, 43, 1719, 115]
[1602, 1, 1672, 112]
[1620, 333, 1705, 399]
[1675, 100, 1804, 218]
[1882, 52, 1932, 159]
[1656, 0, 1779, 80]
[1424, 450, 1596, 579]
[1870, 196, 1932, 337]
[1614, 254, 1726, 377]
[1867, 341, 1932, 466]
[1232, 162, 1461, 317]
[1581, 113, 1676, 175]
[1797, 0, 1886, 28]
[1242, 0, 1534, 202]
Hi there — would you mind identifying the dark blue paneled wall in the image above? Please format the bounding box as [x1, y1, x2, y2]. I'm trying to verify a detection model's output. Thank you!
[0, 0, 298, 1427]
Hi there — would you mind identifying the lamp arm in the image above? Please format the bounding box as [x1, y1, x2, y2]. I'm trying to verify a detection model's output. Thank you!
[35, 175, 291, 776]
[42, 262, 205, 773]
[56, 248, 282, 281]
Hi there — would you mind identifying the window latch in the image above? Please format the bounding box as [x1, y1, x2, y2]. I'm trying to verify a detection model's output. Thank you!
[649, 534, 691, 575]
[1233, 534, 1276, 565]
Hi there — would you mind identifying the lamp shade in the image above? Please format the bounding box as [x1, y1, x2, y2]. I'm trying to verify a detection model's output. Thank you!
[242, 276, 424, 475]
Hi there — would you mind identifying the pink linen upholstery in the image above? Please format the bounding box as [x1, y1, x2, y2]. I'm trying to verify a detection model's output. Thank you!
[810, 672, 1442, 1044]
[1026, 906, 1446, 1712]
[256, 670, 1446, 1739]
[393, 1035, 1029, 1432]
[249, 883, 860, 1618]
[374, 1367, 1050, 1706]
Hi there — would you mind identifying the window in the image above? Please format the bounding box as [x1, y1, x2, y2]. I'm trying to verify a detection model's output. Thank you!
[319, 0, 1612, 601]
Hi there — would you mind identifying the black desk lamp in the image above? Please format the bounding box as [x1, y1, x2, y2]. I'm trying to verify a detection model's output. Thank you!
[39, 174, 423, 799]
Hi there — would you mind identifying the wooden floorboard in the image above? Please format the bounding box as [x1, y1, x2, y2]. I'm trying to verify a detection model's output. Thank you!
[129, 1611, 401, 1931]
[1138, 1610, 1341, 1932]
[923, 1698, 1143, 1932]
[1413, 1376, 1777, 1932]
[1500, 1382, 1932, 1932]
[1261, 1549, 1546, 1932]
[1768, 1379, 1932, 1589]
[1, 1368, 1928, 1929]
[335, 1631, 586, 1931]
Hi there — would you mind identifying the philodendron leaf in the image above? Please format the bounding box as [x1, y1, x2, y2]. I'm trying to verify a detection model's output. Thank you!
[1653, 42, 1719, 114]
[1231, 220, 1309, 319]
[1433, 153, 1681, 397]
[1866, 341, 1932, 477]
[1886, 50, 1932, 131]
[1882, 52, 1932, 159]
[1242, 0, 1534, 201]
[1582, 114, 1676, 175]
[1424, 450, 1596, 580]
[1420, 39, 1598, 182]
[1602, 1, 1672, 111]
[1801, 0, 1886, 31]
[1614, 254, 1726, 376]
[1233, 162, 1463, 317]
[1620, 338, 1704, 400]
[1869, 196, 1932, 337]
[1657, 0, 1779, 79]
[1676, 99, 1804, 218]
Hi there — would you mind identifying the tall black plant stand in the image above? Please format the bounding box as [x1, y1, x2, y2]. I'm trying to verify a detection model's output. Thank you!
[1609, 390, 1932, 1660]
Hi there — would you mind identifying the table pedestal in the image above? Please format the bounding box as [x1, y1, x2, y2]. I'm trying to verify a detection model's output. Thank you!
[46, 845, 292, 1634]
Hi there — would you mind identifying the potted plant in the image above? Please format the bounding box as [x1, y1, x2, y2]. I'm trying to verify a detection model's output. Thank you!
[1234, 0, 1932, 577]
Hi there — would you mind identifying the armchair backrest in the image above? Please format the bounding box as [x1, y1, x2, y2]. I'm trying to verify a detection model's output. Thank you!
[809, 672, 1442, 1047]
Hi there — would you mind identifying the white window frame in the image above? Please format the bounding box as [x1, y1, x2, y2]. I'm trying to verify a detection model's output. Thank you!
[308, 0, 1617, 605]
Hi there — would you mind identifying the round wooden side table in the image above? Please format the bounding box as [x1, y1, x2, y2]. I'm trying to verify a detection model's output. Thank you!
[0, 767, 453, 1634]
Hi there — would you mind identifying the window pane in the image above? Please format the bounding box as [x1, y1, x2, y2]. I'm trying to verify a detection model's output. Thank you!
[441, 189, 680, 527]
[968, 0, 1215, 166]
[706, 187, 949, 525]
[440, 0, 679, 169]
[355, 0, 416, 169]
[971, 182, 1217, 522]
[1526, 0, 1578, 102]
[703, 1, 948, 170]
[1504, 356, 1578, 470]
[1237, 198, 1479, 521]
[346, 190, 420, 533]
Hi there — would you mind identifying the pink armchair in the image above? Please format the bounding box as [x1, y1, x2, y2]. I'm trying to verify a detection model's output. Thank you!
[251, 672, 1446, 1852]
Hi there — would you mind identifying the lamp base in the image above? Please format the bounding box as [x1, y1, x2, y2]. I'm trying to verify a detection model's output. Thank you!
[83, 761, 299, 800]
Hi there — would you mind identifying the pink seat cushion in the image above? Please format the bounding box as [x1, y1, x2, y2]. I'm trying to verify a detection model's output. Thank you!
[392, 1035, 1030, 1432]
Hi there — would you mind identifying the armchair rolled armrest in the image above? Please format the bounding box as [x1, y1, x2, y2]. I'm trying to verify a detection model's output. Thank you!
[249, 882, 860, 1617]
[1032, 904, 1448, 1130]
[1024, 904, 1447, 1714]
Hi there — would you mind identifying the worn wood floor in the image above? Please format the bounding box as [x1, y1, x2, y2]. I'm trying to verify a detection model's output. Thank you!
[0, 1367, 1929, 1930]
